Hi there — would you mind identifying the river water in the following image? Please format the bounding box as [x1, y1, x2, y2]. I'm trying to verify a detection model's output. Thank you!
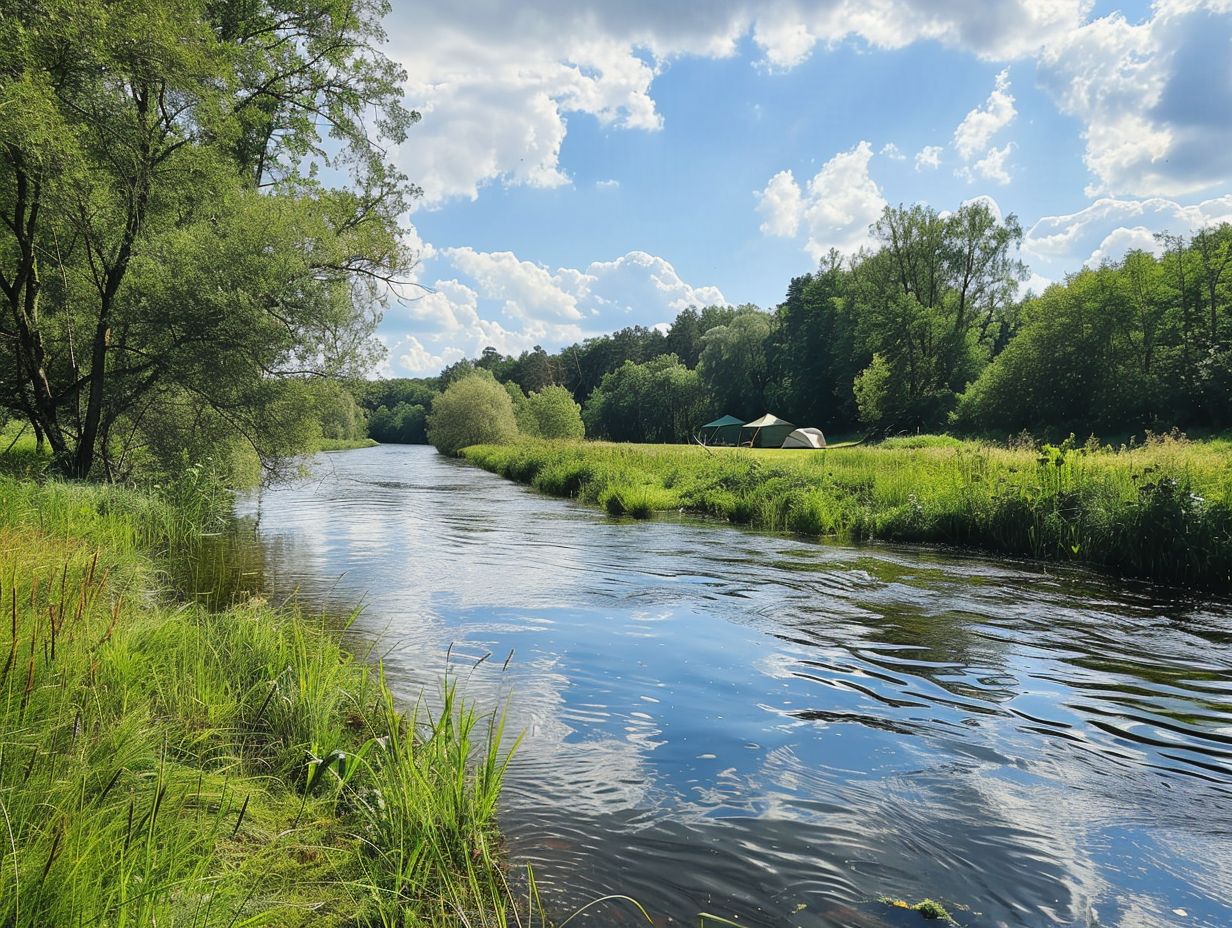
[221, 444, 1232, 927]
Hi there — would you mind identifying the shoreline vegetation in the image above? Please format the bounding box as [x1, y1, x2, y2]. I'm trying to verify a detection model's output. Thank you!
[0, 474, 517, 927]
[461, 434, 1232, 591]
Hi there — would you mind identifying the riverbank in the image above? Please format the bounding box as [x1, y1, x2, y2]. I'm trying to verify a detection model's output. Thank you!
[461, 435, 1232, 590]
[0, 475, 513, 927]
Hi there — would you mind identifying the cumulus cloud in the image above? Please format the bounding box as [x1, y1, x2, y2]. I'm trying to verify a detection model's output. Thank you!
[960, 141, 1015, 184]
[380, 247, 728, 375]
[596, 178, 621, 189]
[880, 142, 906, 161]
[585, 251, 728, 318]
[949, 68, 1018, 184]
[395, 335, 465, 375]
[385, 2, 1090, 206]
[1036, 0, 1232, 197]
[954, 68, 1017, 160]
[915, 145, 943, 171]
[1023, 193, 1232, 272]
[442, 248, 585, 322]
[757, 141, 888, 260]
[756, 169, 804, 237]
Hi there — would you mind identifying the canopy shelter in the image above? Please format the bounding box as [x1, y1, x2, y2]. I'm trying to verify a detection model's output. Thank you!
[781, 427, 826, 449]
[741, 413, 795, 448]
[699, 414, 745, 446]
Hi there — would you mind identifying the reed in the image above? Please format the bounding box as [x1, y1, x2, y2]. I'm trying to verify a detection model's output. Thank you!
[462, 434, 1232, 590]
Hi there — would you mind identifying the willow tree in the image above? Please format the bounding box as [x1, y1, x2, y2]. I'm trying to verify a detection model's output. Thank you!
[0, 0, 415, 478]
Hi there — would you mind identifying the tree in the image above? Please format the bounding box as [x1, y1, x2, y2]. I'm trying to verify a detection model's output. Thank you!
[955, 265, 1161, 436]
[583, 355, 708, 443]
[0, 0, 414, 478]
[698, 310, 774, 420]
[312, 381, 368, 442]
[516, 385, 584, 440]
[766, 255, 858, 429]
[427, 372, 518, 455]
[368, 402, 428, 443]
[846, 201, 1025, 431]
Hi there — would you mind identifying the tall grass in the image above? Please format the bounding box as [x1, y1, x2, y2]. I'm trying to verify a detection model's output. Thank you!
[0, 478, 518, 926]
[462, 435, 1232, 590]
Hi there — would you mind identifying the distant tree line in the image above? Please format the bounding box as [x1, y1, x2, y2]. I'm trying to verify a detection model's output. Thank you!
[363, 203, 1231, 446]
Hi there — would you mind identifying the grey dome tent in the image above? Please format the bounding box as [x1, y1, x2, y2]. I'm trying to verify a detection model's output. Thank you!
[741, 413, 795, 448]
[699, 414, 744, 446]
[781, 427, 826, 449]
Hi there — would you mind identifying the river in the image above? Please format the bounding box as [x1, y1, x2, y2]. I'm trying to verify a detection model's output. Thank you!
[216, 444, 1232, 927]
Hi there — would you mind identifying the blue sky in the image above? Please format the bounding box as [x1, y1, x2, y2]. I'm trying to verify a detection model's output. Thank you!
[372, 0, 1232, 376]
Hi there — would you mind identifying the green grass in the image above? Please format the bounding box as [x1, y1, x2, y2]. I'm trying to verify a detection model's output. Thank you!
[461, 435, 1232, 590]
[0, 476, 518, 927]
[315, 437, 379, 452]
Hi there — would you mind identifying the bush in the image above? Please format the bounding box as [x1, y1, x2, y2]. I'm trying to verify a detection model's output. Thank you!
[427, 372, 518, 455]
[515, 385, 585, 440]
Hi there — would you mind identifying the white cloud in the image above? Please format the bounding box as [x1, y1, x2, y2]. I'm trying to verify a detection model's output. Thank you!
[960, 141, 1015, 184]
[395, 335, 464, 375]
[756, 169, 804, 237]
[385, 2, 1091, 206]
[585, 251, 728, 318]
[961, 194, 1005, 223]
[915, 145, 943, 171]
[758, 141, 888, 260]
[596, 178, 621, 189]
[880, 142, 906, 161]
[1036, 0, 1232, 197]
[1021, 270, 1054, 295]
[801, 141, 887, 259]
[954, 68, 1017, 160]
[381, 246, 728, 375]
[1023, 193, 1232, 271]
[1087, 226, 1167, 265]
[442, 248, 585, 322]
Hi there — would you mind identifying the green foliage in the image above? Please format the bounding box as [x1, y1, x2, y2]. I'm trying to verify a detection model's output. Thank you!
[462, 436, 1232, 590]
[698, 309, 775, 420]
[853, 353, 901, 428]
[957, 233, 1232, 437]
[369, 401, 429, 443]
[310, 380, 369, 443]
[0, 477, 514, 926]
[1, 0, 415, 479]
[516, 385, 585, 439]
[583, 355, 710, 443]
[427, 372, 519, 455]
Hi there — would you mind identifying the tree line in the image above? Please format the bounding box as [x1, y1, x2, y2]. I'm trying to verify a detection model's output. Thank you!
[6, 0, 1228, 475]
[364, 204, 1231, 446]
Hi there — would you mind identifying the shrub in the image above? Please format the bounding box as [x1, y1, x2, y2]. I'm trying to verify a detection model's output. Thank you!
[427, 372, 519, 455]
[515, 385, 585, 440]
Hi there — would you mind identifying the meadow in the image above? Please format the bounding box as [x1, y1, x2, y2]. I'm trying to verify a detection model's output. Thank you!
[0, 473, 519, 927]
[462, 433, 1232, 591]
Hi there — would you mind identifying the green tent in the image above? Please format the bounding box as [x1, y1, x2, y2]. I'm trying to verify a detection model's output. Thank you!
[699, 414, 744, 446]
[741, 413, 795, 448]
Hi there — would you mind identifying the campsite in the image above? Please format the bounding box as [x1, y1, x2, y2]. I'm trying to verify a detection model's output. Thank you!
[4, 2, 1232, 928]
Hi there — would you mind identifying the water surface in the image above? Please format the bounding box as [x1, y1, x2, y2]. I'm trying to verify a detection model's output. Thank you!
[231, 445, 1232, 927]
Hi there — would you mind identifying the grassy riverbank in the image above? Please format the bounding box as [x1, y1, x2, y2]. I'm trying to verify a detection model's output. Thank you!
[462, 435, 1232, 590]
[0, 476, 514, 926]
[317, 437, 380, 451]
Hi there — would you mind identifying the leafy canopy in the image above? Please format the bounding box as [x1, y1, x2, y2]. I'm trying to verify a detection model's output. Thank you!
[0, 0, 416, 479]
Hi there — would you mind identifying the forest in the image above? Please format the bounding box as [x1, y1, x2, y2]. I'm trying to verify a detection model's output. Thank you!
[359, 205, 1232, 448]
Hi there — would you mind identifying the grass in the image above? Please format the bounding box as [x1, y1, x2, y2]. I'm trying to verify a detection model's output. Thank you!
[315, 437, 379, 452]
[460, 434, 1232, 590]
[0, 475, 520, 927]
